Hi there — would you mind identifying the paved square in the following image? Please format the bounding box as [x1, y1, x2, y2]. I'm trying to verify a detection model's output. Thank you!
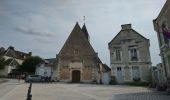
[0, 81, 170, 100]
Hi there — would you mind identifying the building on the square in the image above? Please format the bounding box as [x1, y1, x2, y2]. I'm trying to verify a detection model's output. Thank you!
[151, 63, 165, 84]
[108, 24, 152, 83]
[99, 64, 111, 84]
[0, 46, 32, 77]
[57, 22, 102, 83]
[153, 0, 170, 82]
[36, 58, 57, 81]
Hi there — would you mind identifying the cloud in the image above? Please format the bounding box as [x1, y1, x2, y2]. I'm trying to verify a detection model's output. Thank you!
[32, 38, 52, 44]
[15, 26, 54, 37]
[0, 0, 166, 65]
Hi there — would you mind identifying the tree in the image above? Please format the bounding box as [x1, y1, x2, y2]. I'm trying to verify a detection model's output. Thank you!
[0, 57, 7, 69]
[18, 56, 43, 73]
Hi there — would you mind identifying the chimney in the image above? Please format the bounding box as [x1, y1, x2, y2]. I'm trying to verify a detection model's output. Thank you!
[121, 24, 132, 30]
[0, 47, 5, 52]
[28, 52, 32, 56]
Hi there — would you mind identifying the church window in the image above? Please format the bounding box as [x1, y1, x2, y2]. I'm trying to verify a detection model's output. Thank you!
[63, 66, 68, 68]
[74, 49, 79, 54]
[85, 66, 90, 70]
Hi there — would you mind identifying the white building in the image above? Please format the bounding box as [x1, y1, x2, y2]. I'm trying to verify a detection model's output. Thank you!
[35, 58, 57, 81]
[0, 46, 31, 77]
[108, 24, 152, 83]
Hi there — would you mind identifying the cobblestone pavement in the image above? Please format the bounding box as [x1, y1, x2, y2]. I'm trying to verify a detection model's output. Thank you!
[112, 92, 170, 100]
[0, 82, 170, 100]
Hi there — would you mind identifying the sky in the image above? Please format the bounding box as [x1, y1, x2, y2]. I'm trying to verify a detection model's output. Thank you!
[0, 0, 166, 66]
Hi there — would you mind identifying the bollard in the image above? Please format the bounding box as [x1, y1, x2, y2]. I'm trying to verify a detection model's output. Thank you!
[26, 80, 32, 100]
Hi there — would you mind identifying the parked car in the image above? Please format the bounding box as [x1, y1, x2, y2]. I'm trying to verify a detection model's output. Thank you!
[25, 75, 44, 82]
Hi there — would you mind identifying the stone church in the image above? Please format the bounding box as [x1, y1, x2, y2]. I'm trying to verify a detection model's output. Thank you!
[57, 22, 102, 83]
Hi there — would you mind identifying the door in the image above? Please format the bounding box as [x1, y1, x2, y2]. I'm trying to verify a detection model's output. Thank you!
[102, 73, 110, 84]
[72, 70, 80, 83]
[117, 67, 123, 83]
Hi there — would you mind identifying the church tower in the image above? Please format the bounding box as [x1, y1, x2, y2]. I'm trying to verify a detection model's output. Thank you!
[81, 24, 90, 41]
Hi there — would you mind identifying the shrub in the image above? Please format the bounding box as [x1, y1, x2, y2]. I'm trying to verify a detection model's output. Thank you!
[133, 77, 141, 82]
[149, 83, 157, 88]
[156, 83, 167, 91]
[167, 87, 170, 94]
[109, 76, 117, 85]
[127, 82, 149, 86]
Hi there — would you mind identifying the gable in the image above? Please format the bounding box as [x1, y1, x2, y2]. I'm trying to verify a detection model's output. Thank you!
[5, 49, 17, 58]
[109, 29, 149, 47]
[59, 23, 96, 57]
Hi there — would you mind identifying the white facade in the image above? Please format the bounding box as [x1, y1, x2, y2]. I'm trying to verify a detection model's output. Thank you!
[36, 64, 53, 77]
[101, 72, 110, 84]
[109, 24, 152, 83]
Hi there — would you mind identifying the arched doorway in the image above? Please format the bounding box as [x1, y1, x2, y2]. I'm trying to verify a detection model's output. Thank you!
[72, 70, 80, 83]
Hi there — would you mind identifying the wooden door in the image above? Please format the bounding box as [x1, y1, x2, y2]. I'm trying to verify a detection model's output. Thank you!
[72, 70, 80, 83]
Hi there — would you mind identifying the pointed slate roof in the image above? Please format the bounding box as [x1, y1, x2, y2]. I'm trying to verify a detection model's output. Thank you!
[81, 24, 89, 40]
[59, 22, 97, 57]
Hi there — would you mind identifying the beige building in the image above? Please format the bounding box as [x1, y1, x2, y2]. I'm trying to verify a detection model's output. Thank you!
[57, 22, 102, 83]
[108, 24, 151, 83]
[153, 0, 170, 81]
[0, 46, 31, 77]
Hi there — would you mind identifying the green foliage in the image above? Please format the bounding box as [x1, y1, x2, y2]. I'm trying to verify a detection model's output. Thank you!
[18, 56, 43, 73]
[0, 57, 7, 69]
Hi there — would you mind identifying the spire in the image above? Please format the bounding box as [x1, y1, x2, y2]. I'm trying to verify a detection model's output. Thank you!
[81, 24, 90, 41]
[72, 22, 81, 33]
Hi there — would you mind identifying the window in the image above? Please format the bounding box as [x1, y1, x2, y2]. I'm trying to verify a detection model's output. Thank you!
[129, 48, 138, 61]
[74, 49, 79, 54]
[115, 49, 121, 61]
[63, 66, 68, 68]
[117, 67, 121, 71]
